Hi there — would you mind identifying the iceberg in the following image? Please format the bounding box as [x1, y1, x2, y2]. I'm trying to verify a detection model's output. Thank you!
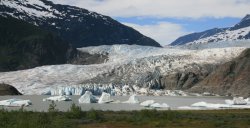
[98, 92, 113, 104]
[78, 91, 98, 103]
[191, 101, 208, 107]
[245, 98, 250, 104]
[140, 100, 155, 107]
[225, 97, 247, 105]
[178, 106, 202, 110]
[43, 95, 71, 102]
[123, 94, 140, 104]
[150, 103, 170, 108]
[191, 101, 230, 109]
[0, 99, 32, 107]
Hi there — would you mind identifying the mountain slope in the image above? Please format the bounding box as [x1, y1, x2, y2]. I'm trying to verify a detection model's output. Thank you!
[171, 28, 227, 45]
[190, 48, 250, 97]
[0, 0, 161, 48]
[170, 14, 250, 46]
[0, 16, 75, 71]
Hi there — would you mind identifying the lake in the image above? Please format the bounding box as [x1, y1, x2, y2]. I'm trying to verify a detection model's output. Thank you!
[0, 95, 229, 111]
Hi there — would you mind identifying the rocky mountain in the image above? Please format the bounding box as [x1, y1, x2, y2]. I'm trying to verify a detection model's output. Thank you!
[189, 48, 250, 97]
[0, 0, 161, 48]
[170, 14, 250, 46]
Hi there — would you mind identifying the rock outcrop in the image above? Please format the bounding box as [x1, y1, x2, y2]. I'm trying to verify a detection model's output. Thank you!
[190, 48, 250, 97]
[0, 83, 22, 95]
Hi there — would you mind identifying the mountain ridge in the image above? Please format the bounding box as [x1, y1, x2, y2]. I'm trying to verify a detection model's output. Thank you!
[170, 14, 250, 46]
[0, 0, 161, 48]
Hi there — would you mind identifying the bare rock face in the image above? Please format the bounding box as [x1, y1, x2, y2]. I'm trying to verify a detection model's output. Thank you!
[69, 51, 108, 65]
[160, 64, 216, 90]
[190, 48, 250, 97]
[0, 83, 22, 95]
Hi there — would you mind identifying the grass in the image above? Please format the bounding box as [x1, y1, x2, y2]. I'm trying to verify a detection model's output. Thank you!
[0, 104, 250, 128]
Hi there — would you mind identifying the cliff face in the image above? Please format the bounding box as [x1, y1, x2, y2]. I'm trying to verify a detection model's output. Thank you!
[189, 49, 250, 97]
[159, 64, 217, 90]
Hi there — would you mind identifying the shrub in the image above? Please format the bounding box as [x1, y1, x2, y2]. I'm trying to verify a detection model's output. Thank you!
[68, 103, 82, 119]
[48, 101, 58, 112]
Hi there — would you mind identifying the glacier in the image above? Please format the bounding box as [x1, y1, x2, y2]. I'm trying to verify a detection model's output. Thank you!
[0, 41, 249, 95]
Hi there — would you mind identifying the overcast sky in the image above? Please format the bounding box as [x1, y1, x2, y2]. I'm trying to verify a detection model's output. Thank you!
[53, 0, 250, 45]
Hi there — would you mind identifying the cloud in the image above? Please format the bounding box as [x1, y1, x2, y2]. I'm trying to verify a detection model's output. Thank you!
[123, 22, 189, 45]
[53, 0, 250, 19]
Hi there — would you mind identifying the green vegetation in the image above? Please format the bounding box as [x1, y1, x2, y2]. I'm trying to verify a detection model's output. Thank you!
[0, 103, 250, 128]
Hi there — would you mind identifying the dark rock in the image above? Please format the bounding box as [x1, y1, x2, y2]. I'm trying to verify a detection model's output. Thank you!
[0, 83, 22, 95]
[160, 64, 216, 90]
[69, 51, 108, 65]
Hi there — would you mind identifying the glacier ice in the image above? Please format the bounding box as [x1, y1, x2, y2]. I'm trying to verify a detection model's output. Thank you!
[140, 100, 155, 107]
[0, 44, 248, 95]
[225, 97, 247, 105]
[78, 91, 98, 103]
[98, 92, 113, 104]
[150, 103, 170, 108]
[123, 94, 140, 104]
[43, 95, 71, 102]
[189, 100, 250, 109]
[0, 99, 32, 107]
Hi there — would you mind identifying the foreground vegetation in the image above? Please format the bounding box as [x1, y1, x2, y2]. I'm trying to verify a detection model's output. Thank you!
[0, 103, 250, 128]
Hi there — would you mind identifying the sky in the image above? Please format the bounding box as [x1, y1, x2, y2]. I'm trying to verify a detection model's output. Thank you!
[53, 0, 250, 46]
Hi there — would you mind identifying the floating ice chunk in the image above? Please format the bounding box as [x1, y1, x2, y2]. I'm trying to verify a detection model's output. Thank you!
[225, 97, 247, 105]
[140, 100, 155, 107]
[233, 97, 247, 105]
[98, 92, 113, 104]
[0, 99, 32, 107]
[0, 99, 11, 106]
[150, 103, 169, 108]
[191, 102, 208, 107]
[43, 95, 71, 102]
[78, 91, 98, 103]
[245, 98, 250, 104]
[123, 94, 139, 104]
[178, 106, 202, 110]
[191, 101, 230, 108]
[10, 100, 32, 107]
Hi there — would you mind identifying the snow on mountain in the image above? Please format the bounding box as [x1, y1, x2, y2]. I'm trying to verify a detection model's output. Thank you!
[170, 14, 250, 46]
[0, 0, 161, 48]
[0, 43, 248, 95]
[186, 26, 250, 45]
[0, 0, 61, 19]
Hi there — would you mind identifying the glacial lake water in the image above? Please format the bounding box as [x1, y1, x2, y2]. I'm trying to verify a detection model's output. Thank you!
[0, 95, 229, 111]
